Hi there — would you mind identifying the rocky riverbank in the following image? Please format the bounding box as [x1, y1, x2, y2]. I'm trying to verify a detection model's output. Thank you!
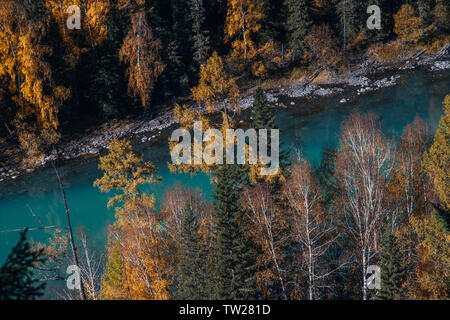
[1, 45, 449, 184]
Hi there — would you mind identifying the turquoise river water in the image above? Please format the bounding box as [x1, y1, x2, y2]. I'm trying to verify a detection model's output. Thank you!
[0, 70, 449, 263]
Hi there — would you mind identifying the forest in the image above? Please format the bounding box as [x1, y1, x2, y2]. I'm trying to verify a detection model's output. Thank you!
[0, 0, 449, 300]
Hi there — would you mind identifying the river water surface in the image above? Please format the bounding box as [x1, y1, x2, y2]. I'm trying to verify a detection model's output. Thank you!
[1, 70, 449, 263]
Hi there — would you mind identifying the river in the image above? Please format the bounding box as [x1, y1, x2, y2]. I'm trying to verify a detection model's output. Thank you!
[0, 69, 449, 263]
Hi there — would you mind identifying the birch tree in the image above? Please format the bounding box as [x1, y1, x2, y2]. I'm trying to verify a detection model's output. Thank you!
[119, 10, 165, 108]
[242, 183, 289, 299]
[283, 156, 339, 300]
[335, 112, 393, 300]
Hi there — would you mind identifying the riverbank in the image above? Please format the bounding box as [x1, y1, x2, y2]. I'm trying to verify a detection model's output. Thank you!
[0, 45, 449, 184]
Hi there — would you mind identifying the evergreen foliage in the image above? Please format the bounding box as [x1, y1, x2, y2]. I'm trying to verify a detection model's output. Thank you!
[0, 229, 46, 300]
[211, 164, 259, 300]
[174, 205, 208, 300]
[376, 227, 406, 300]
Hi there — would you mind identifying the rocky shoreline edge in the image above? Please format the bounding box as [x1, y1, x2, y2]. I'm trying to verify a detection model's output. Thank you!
[1, 46, 449, 184]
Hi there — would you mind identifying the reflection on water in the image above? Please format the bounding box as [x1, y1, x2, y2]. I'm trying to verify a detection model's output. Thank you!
[0, 70, 449, 262]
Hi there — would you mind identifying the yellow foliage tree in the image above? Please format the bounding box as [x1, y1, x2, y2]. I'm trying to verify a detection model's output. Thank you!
[224, 0, 276, 78]
[94, 138, 160, 208]
[191, 51, 239, 115]
[45, 0, 110, 67]
[172, 52, 281, 182]
[423, 94, 450, 211]
[0, 0, 70, 163]
[119, 10, 165, 108]
[411, 210, 449, 299]
[115, 196, 172, 300]
[81, 0, 111, 48]
[303, 24, 343, 74]
[95, 138, 171, 300]
[394, 4, 424, 44]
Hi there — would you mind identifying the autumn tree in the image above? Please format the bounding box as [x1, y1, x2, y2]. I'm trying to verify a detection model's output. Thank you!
[303, 24, 343, 74]
[335, 112, 394, 300]
[169, 52, 241, 176]
[389, 117, 431, 284]
[95, 138, 172, 300]
[191, 51, 239, 116]
[113, 196, 172, 300]
[283, 157, 339, 300]
[225, 0, 264, 63]
[0, 0, 70, 162]
[394, 4, 424, 44]
[391, 117, 430, 223]
[80, 0, 111, 49]
[423, 94, 450, 211]
[94, 138, 160, 208]
[119, 10, 165, 108]
[45, 0, 83, 67]
[225, 0, 277, 77]
[242, 183, 290, 299]
[411, 208, 449, 299]
[101, 239, 128, 300]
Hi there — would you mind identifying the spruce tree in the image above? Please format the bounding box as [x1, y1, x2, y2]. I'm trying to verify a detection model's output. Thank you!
[188, 0, 211, 66]
[211, 164, 258, 300]
[251, 88, 291, 181]
[376, 227, 406, 300]
[252, 88, 276, 130]
[174, 205, 208, 300]
[0, 229, 46, 300]
[285, 0, 312, 59]
[335, 0, 367, 48]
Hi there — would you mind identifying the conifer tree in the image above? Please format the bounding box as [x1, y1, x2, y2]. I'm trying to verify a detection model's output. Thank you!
[211, 164, 259, 300]
[250, 88, 291, 183]
[336, 0, 367, 47]
[174, 206, 208, 300]
[0, 229, 46, 300]
[285, 0, 312, 59]
[376, 227, 406, 300]
[100, 240, 128, 300]
[89, 0, 129, 118]
[94, 138, 160, 208]
[252, 88, 275, 131]
[188, 0, 211, 66]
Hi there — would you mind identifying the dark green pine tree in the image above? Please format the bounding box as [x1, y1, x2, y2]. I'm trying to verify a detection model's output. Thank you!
[188, 0, 210, 66]
[335, 0, 367, 48]
[174, 205, 208, 300]
[0, 229, 46, 300]
[251, 88, 291, 180]
[211, 164, 259, 300]
[285, 0, 313, 60]
[90, 0, 129, 118]
[376, 227, 406, 300]
[252, 88, 276, 130]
